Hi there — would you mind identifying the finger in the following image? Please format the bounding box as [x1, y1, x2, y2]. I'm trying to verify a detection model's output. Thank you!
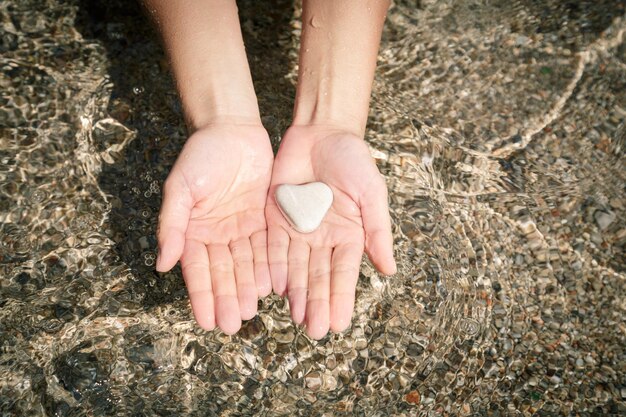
[229, 238, 257, 320]
[180, 239, 215, 331]
[360, 178, 396, 275]
[208, 244, 241, 335]
[268, 226, 289, 296]
[156, 175, 193, 272]
[287, 239, 311, 325]
[306, 246, 332, 339]
[251, 230, 272, 297]
[329, 243, 363, 333]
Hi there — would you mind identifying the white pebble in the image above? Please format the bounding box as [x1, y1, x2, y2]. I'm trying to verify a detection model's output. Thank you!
[275, 182, 333, 233]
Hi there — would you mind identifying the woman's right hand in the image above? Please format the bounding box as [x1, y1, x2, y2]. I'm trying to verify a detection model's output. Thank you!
[156, 123, 274, 334]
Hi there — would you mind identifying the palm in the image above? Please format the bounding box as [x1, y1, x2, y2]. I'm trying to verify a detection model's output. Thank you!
[157, 124, 273, 334]
[266, 126, 396, 339]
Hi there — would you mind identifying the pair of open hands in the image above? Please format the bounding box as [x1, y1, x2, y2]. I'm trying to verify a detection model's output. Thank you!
[156, 123, 395, 339]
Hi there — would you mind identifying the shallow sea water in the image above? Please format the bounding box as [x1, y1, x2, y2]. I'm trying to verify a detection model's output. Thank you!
[1, 0, 625, 415]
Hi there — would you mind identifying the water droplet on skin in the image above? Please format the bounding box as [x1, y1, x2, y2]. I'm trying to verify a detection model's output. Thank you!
[310, 15, 321, 28]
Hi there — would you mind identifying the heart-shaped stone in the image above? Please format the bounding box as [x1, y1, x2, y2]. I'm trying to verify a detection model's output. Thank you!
[275, 182, 333, 233]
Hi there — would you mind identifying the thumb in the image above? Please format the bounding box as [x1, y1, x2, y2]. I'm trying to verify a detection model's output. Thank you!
[360, 178, 396, 275]
[156, 175, 193, 272]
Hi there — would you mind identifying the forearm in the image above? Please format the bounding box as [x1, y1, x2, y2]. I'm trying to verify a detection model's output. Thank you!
[292, 0, 390, 136]
[142, 0, 260, 130]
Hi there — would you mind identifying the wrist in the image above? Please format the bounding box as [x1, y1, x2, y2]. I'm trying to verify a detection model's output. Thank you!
[174, 51, 261, 132]
[292, 112, 367, 139]
[291, 0, 390, 137]
[183, 96, 262, 133]
[283, 123, 363, 148]
[292, 89, 368, 137]
[145, 0, 261, 133]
